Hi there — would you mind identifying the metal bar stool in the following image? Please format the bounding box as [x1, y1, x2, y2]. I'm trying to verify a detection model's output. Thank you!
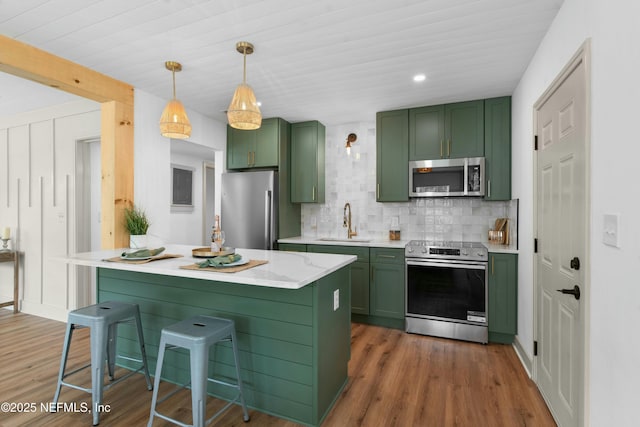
[53, 301, 153, 425]
[147, 315, 250, 427]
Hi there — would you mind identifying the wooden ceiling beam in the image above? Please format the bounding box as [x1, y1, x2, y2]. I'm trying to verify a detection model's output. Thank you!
[0, 35, 133, 106]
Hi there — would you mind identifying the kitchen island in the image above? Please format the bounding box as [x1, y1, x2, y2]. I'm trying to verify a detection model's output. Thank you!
[59, 245, 356, 427]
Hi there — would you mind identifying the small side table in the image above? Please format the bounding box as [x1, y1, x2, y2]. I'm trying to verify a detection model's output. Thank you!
[0, 250, 19, 313]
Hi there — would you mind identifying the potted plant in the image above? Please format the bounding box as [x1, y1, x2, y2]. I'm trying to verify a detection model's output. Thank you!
[124, 205, 150, 248]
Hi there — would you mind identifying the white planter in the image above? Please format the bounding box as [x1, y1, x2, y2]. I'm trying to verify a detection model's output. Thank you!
[129, 234, 148, 249]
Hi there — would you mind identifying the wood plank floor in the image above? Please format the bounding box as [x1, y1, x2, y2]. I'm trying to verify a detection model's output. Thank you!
[0, 311, 555, 426]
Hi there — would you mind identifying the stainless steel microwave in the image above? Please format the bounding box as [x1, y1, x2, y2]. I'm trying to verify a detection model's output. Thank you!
[409, 157, 485, 197]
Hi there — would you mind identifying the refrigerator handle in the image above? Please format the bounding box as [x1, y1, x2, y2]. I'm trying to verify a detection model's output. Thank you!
[265, 190, 272, 249]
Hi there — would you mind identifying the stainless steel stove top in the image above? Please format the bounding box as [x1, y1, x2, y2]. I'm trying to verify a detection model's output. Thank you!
[405, 240, 488, 261]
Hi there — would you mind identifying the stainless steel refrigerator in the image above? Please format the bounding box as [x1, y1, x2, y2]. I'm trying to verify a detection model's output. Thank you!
[221, 171, 279, 250]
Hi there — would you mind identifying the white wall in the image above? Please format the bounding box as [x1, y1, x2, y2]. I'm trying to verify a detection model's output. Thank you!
[0, 100, 101, 321]
[512, 0, 640, 424]
[133, 90, 226, 247]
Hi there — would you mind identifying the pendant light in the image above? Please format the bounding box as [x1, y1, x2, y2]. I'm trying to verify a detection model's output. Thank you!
[227, 41, 262, 130]
[159, 61, 192, 139]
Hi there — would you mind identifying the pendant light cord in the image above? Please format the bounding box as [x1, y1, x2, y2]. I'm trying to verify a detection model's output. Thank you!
[172, 69, 177, 99]
[242, 47, 247, 84]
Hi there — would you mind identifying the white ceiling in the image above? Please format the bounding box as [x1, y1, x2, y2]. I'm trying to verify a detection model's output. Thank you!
[0, 0, 563, 126]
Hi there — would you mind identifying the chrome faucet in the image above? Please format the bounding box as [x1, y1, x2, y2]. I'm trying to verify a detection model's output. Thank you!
[343, 202, 358, 239]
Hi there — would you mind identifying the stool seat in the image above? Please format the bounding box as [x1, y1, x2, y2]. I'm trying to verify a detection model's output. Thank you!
[53, 301, 152, 425]
[147, 315, 250, 427]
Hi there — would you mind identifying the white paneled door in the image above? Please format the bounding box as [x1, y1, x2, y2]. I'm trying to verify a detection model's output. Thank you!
[534, 42, 590, 427]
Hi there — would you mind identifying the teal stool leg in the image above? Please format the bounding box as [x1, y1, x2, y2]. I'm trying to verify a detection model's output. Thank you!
[52, 323, 75, 406]
[147, 336, 167, 427]
[190, 343, 209, 427]
[107, 323, 117, 381]
[90, 322, 108, 425]
[230, 329, 250, 422]
[134, 309, 153, 390]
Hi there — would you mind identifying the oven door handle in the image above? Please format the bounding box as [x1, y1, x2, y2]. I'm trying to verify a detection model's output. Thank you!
[406, 259, 487, 270]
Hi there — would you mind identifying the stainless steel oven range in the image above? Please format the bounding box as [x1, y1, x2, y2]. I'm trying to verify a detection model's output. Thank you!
[405, 240, 488, 344]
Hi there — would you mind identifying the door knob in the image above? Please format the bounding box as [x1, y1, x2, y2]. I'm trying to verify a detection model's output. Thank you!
[570, 257, 580, 270]
[557, 285, 581, 300]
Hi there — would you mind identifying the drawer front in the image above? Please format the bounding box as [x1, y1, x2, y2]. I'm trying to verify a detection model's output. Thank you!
[307, 244, 369, 263]
[370, 248, 404, 265]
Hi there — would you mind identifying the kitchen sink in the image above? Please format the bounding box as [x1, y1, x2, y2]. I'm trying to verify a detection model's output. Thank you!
[316, 237, 371, 243]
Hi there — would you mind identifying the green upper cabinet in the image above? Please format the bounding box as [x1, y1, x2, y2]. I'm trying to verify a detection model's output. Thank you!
[290, 121, 325, 203]
[444, 100, 484, 158]
[408, 100, 483, 160]
[484, 97, 512, 200]
[227, 117, 282, 169]
[376, 109, 409, 202]
[488, 252, 518, 344]
[409, 105, 445, 160]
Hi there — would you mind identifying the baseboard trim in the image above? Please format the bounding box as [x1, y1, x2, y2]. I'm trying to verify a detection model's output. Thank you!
[512, 336, 533, 378]
[20, 301, 68, 323]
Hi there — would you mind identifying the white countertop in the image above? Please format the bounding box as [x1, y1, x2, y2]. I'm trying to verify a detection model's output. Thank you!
[484, 243, 519, 254]
[279, 236, 518, 254]
[56, 244, 356, 290]
[278, 236, 409, 249]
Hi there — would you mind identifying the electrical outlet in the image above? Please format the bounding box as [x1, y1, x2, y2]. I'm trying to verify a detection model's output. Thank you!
[333, 289, 339, 311]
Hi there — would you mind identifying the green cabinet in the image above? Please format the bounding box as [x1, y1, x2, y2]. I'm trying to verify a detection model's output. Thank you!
[376, 109, 409, 202]
[488, 252, 518, 344]
[290, 121, 325, 203]
[408, 100, 484, 160]
[227, 117, 283, 169]
[369, 248, 405, 319]
[444, 100, 484, 158]
[308, 245, 370, 316]
[279, 244, 405, 327]
[484, 97, 512, 200]
[409, 105, 444, 160]
[277, 243, 307, 252]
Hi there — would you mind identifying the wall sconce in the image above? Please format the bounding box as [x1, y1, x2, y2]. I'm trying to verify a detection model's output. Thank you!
[345, 133, 357, 156]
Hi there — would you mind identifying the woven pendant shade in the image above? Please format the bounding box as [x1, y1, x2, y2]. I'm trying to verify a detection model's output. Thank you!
[160, 99, 192, 138]
[227, 41, 262, 130]
[227, 83, 262, 130]
[159, 61, 191, 139]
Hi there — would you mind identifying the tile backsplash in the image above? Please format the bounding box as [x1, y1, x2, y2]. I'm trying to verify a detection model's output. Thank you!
[300, 122, 518, 245]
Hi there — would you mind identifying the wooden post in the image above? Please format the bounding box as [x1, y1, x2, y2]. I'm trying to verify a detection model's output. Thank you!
[101, 101, 134, 249]
[0, 35, 135, 249]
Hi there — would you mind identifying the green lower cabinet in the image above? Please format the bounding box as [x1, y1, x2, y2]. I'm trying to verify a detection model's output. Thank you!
[287, 244, 406, 328]
[307, 245, 370, 316]
[488, 253, 518, 343]
[369, 248, 405, 321]
[350, 261, 370, 315]
[277, 243, 307, 252]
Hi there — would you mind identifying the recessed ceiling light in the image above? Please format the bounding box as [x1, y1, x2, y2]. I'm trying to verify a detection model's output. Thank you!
[413, 74, 426, 82]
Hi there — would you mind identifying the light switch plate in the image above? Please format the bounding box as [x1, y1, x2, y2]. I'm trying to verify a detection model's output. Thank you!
[603, 213, 620, 248]
[333, 289, 339, 311]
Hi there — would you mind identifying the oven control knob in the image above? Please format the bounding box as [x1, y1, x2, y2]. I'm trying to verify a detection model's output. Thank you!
[476, 252, 484, 257]
[407, 247, 414, 253]
[461, 250, 468, 256]
[421, 247, 428, 254]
